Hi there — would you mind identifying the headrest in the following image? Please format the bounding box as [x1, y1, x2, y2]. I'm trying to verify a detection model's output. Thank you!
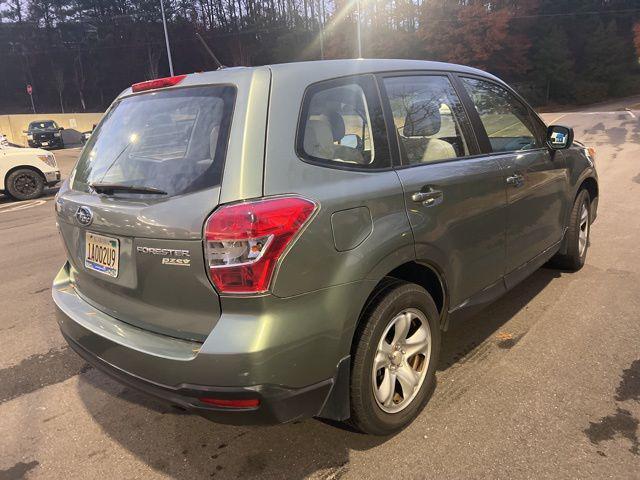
[304, 117, 335, 159]
[326, 111, 346, 141]
[403, 101, 441, 137]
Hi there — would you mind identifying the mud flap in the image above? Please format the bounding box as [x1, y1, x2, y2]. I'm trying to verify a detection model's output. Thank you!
[317, 356, 351, 421]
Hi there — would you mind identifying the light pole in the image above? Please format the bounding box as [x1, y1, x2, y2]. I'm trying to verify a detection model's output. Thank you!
[160, 0, 174, 76]
[319, 0, 326, 60]
[356, 0, 362, 58]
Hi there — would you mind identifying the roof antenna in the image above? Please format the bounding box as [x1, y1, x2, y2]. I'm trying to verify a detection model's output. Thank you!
[196, 33, 225, 70]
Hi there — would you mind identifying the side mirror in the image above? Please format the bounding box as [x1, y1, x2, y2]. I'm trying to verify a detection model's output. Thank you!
[547, 125, 573, 150]
[59, 127, 65, 131]
[340, 134, 363, 150]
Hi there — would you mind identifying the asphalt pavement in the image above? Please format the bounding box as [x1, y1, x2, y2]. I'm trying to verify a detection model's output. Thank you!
[0, 104, 639, 479]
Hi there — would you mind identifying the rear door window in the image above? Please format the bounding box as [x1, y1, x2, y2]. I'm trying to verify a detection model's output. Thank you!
[297, 75, 390, 169]
[72, 85, 235, 197]
[460, 77, 544, 153]
[383, 75, 472, 165]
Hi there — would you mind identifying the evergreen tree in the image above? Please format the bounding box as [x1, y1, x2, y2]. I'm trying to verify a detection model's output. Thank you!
[581, 20, 627, 86]
[1, 0, 640, 112]
[532, 24, 574, 104]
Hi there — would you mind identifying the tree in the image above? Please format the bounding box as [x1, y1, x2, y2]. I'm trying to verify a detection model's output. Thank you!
[1, 0, 640, 113]
[52, 63, 65, 112]
[0, 0, 25, 22]
[73, 51, 86, 111]
[581, 20, 627, 86]
[532, 24, 574, 103]
[418, 2, 531, 77]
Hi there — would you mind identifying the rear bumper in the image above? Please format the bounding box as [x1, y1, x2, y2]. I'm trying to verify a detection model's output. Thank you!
[53, 262, 366, 424]
[62, 329, 333, 425]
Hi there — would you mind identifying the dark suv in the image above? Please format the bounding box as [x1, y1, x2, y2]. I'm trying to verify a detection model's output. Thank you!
[52, 60, 598, 435]
[26, 120, 65, 149]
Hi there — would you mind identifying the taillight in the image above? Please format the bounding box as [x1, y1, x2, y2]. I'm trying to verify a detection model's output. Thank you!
[131, 74, 187, 93]
[204, 196, 317, 294]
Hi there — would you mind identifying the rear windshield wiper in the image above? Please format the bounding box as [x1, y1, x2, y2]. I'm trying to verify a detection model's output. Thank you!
[90, 183, 167, 195]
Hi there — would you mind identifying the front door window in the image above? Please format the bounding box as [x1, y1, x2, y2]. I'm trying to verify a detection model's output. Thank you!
[461, 77, 544, 153]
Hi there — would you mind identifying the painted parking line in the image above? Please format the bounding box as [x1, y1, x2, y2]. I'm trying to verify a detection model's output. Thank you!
[545, 113, 567, 125]
[541, 110, 640, 124]
[0, 199, 48, 213]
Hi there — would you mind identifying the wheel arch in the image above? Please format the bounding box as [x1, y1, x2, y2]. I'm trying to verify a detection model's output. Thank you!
[558, 174, 598, 256]
[356, 260, 449, 340]
[573, 174, 598, 226]
[320, 260, 449, 422]
[386, 261, 448, 318]
[577, 175, 598, 203]
[4, 164, 46, 186]
[3, 165, 46, 198]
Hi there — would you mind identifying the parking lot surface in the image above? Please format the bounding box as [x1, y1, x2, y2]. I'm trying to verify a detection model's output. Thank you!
[1, 107, 639, 479]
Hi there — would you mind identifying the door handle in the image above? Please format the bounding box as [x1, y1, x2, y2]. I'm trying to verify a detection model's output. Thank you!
[411, 190, 443, 207]
[506, 174, 525, 188]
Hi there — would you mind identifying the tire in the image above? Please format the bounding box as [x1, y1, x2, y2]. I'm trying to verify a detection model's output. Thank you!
[550, 189, 591, 271]
[349, 280, 441, 435]
[6, 168, 45, 201]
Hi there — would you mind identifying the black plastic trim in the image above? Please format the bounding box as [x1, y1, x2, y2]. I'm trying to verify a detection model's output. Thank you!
[317, 355, 351, 421]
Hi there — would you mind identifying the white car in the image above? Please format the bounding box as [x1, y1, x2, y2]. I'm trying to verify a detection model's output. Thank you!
[0, 143, 60, 200]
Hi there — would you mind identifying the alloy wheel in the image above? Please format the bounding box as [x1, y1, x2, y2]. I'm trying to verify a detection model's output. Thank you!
[14, 173, 38, 196]
[372, 308, 432, 413]
[578, 203, 589, 257]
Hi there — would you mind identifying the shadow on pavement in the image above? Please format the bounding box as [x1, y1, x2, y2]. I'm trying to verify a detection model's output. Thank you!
[439, 267, 560, 372]
[0, 189, 58, 205]
[76, 267, 560, 479]
[77, 371, 385, 479]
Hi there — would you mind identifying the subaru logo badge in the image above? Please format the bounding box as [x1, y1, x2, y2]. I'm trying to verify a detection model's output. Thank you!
[76, 206, 93, 226]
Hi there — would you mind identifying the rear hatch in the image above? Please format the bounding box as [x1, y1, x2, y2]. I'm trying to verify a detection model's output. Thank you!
[56, 83, 236, 341]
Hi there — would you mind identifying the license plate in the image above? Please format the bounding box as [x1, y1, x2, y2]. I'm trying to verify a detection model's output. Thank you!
[41, 141, 49, 146]
[85, 232, 119, 277]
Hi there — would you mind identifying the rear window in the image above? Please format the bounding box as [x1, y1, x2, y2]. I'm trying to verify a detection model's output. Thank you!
[71, 85, 235, 197]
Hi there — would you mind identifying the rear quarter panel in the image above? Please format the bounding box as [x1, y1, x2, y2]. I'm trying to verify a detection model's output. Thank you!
[262, 66, 416, 369]
[263, 67, 415, 300]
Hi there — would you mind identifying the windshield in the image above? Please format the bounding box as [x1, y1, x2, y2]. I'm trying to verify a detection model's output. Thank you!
[71, 85, 236, 197]
[29, 121, 58, 130]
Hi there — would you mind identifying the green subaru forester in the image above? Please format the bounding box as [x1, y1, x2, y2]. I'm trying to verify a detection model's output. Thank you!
[53, 59, 598, 435]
